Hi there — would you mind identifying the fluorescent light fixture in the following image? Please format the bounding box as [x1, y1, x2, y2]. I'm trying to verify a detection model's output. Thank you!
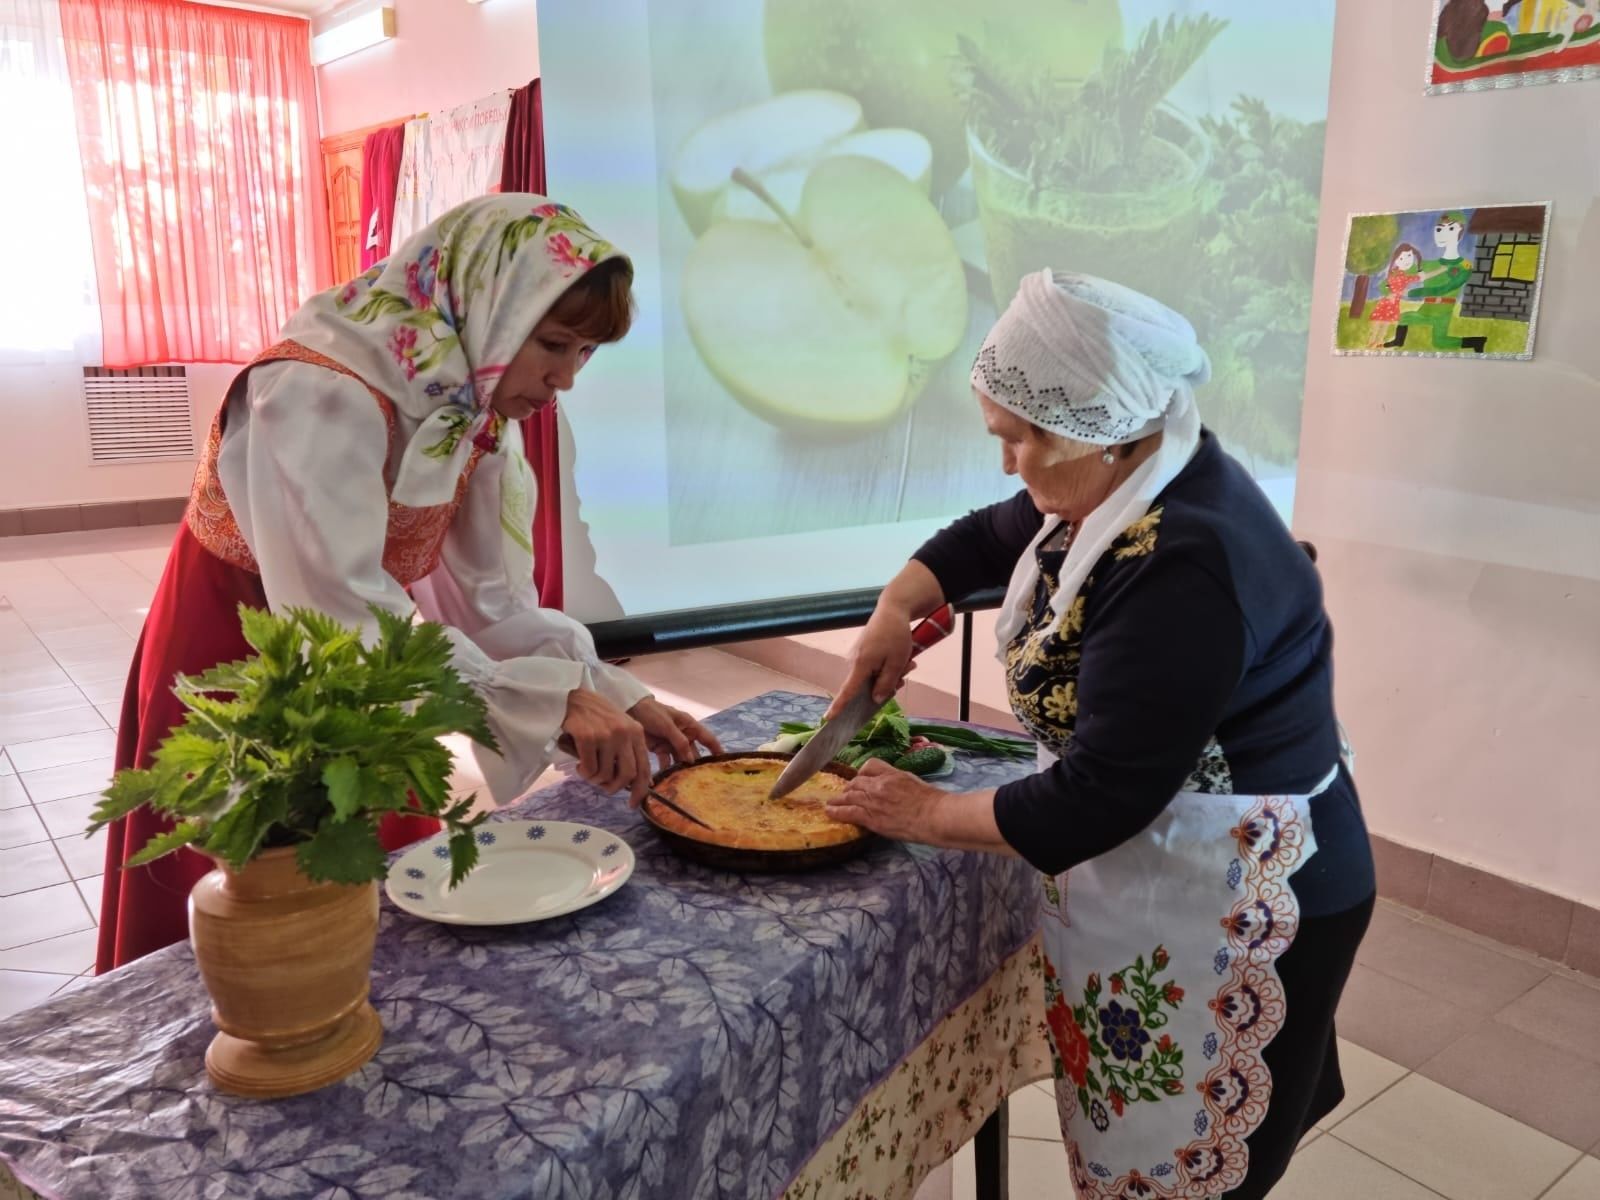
[310, 6, 395, 66]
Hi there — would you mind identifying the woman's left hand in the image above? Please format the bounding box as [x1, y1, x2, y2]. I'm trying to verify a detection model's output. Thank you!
[825, 759, 946, 843]
[629, 697, 724, 767]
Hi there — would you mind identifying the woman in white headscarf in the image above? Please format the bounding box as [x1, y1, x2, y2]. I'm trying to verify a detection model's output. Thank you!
[98, 196, 721, 973]
[825, 271, 1375, 1199]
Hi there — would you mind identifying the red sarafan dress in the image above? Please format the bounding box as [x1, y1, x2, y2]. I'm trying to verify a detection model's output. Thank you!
[96, 343, 473, 972]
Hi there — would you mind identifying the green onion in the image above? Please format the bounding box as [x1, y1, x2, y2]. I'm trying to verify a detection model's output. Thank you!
[773, 707, 1035, 764]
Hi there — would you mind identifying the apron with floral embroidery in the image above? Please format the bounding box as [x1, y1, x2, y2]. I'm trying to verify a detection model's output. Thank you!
[1008, 516, 1330, 1200]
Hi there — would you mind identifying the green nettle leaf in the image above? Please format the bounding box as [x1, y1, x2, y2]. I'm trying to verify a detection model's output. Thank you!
[447, 829, 480, 889]
[293, 608, 346, 647]
[89, 769, 161, 831]
[126, 820, 209, 867]
[184, 661, 254, 693]
[404, 753, 451, 808]
[204, 786, 286, 870]
[93, 605, 495, 889]
[150, 729, 225, 778]
[297, 818, 389, 885]
[323, 757, 364, 821]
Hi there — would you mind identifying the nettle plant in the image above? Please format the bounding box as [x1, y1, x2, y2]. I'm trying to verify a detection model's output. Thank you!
[89, 605, 495, 887]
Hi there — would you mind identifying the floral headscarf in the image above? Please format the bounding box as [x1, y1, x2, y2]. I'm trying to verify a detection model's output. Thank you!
[273, 194, 626, 590]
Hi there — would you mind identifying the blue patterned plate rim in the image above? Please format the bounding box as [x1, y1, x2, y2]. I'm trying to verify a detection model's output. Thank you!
[384, 820, 635, 926]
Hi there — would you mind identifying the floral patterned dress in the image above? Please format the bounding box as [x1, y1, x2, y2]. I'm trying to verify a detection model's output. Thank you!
[1005, 509, 1332, 1199]
[1368, 268, 1421, 324]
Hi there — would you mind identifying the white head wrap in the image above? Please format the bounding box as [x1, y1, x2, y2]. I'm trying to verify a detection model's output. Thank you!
[979, 271, 1211, 667]
[971, 269, 1211, 445]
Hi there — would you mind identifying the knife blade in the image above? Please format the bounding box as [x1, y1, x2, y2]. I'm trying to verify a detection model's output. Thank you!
[768, 603, 956, 799]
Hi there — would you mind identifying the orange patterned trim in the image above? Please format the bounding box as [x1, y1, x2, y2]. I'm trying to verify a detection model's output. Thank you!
[184, 340, 488, 587]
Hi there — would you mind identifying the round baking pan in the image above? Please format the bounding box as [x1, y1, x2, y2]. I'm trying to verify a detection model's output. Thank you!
[643, 751, 878, 873]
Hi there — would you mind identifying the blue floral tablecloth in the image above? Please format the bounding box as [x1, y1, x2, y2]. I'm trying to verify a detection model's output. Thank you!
[0, 692, 1041, 1200]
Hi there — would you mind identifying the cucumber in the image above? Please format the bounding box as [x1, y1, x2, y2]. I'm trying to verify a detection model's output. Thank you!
[892, 746, 948, 776]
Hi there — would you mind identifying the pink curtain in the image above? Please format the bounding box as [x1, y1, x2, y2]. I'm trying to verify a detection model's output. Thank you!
[59, 0, 331, 368]
[500, 78, 564, 612]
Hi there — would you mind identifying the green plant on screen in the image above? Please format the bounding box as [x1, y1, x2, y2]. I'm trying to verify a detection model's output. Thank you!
[763, 0, 1125, 193]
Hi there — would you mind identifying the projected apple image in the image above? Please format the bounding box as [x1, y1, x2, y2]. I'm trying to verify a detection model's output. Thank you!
[650, 1, 1331, 546]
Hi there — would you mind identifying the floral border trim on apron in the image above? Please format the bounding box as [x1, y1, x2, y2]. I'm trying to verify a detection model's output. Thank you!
[1038, 782, 1322, 1199]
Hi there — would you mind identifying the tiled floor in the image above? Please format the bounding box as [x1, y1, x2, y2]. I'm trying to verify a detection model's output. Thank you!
[2, 526, 1598, 1200]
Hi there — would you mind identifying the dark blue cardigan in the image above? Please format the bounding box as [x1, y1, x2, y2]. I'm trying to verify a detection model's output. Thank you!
[914, 432, 1375, 917]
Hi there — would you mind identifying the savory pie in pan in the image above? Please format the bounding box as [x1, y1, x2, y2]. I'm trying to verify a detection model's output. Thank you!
[644, 752, 871, 870]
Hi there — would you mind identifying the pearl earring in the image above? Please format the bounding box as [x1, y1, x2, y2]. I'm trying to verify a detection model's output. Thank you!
[1101, 449, 1116, 465]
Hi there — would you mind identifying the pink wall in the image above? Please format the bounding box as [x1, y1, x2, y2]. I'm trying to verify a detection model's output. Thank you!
[313, 0, 539, 136]
[1295, 3, 1599, 907]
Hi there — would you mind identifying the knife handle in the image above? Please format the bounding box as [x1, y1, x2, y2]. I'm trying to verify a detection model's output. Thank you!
[909, 604, 956, 657]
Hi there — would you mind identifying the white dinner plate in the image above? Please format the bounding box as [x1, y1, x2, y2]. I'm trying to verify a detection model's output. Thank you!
[385, 820, 635, 925]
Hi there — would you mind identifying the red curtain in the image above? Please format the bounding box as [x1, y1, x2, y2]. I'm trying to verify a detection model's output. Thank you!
[59, 0, 331, 368]
[358, 123, 408, 271]
[501, 78, 564, 612]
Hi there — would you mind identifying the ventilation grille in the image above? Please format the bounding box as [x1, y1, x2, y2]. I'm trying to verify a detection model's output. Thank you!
[83, 365, 196, 464]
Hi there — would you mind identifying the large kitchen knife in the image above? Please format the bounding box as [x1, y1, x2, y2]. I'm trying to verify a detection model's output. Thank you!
[768, 604, 956, 800]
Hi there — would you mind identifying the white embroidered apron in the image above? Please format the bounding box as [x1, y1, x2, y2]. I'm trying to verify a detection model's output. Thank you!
[1037, 744, 1333, 1199]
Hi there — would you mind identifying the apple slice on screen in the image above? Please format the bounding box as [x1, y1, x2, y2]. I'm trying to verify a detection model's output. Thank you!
[683, 155, 968, 435]
[710, 127, 934, 225]
[671, 90, 865, 235]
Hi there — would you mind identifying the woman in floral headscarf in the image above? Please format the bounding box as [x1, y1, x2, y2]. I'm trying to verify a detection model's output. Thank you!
[97, 196, 721, 973]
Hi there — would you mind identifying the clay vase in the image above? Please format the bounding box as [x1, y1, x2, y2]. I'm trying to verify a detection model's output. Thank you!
[188, 846, 382, 1099]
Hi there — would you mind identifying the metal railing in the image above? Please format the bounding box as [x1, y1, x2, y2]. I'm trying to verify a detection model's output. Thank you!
[588, 585, 1008, 723]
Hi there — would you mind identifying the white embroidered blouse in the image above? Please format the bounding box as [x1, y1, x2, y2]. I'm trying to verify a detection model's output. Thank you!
[215, 360, 650, 801]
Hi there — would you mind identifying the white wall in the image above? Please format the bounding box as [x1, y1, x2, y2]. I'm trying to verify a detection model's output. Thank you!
[0, 362, 233, 509]
[787, 2, 1600, 910]
[1294, 1, 1600, 907]
[313, 0, 539, 135]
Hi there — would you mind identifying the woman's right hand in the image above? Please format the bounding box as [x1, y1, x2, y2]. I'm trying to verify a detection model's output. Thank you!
[825, 606, 916, 721]
[559, 688, 653, 806]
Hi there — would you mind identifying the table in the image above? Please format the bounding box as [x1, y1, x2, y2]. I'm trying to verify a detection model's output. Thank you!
[0, 692, 1052, 1200]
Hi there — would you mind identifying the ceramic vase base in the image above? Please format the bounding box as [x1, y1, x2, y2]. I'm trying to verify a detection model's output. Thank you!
[204, 1002, 382, 1099]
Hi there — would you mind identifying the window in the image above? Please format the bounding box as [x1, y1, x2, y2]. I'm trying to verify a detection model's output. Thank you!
[1509, 243, 1541, 283]
[0, 0, 100, 363]
[58, 0, 331, 367]
[1491, 240, 1542, 284]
